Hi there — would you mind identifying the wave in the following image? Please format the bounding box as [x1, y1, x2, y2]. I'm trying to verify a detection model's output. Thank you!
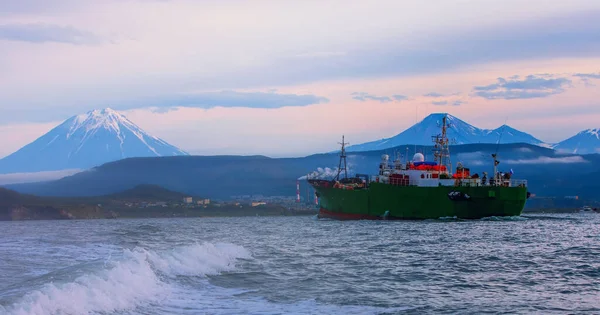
[1, 242, 407, 315]
[2, 242, 251, 315]
[480, 215, 528, 221]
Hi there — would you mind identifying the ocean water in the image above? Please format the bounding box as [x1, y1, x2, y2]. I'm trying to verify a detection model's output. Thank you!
[0, 213, 599, 315]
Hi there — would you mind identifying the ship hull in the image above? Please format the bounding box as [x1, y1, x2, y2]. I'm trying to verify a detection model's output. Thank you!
[311, 182, 527, 220]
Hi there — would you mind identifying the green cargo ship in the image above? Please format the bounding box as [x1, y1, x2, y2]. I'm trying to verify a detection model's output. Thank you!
[308, 115, 530, 220]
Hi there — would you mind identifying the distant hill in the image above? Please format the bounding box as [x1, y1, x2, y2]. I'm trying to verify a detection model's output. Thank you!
[0, 184, 187, 207]
[0, 187, 39, 205]
[0, 187, 85, 221]
[5, 143, 600, 201]
[345, 113, 545, 152]
[0, 108, 187, 174]
[554, 128, 600, 154]
[0, 185, 300, 221]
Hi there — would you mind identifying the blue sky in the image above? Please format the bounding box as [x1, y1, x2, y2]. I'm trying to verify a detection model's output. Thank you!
[0, 0, 599, 157]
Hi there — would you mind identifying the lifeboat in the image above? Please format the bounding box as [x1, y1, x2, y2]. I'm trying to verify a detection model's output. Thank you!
[453, 167, 470, 179]
[408, 162, 447, 172]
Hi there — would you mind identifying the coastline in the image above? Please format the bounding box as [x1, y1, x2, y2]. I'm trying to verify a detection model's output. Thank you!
[2, 206, 589, 221]
[1, 204, 318, 221]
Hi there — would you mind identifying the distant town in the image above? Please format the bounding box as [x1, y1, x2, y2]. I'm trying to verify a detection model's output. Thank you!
[0, 184, 321, 221]
[109, 194, 317, 211]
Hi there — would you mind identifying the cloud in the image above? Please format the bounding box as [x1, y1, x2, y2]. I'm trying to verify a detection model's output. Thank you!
[456, 151, 486, 165]
[0, 90, 330, 124]
[0, 169, 81, 185]
[145, 91, 329, 108]
[150, 107, 180, 114]
[472, 75, 572, 100]
[351, 92, 392, 103]
[506, 156, 587, 164]
[0, 0, 83, 16]
[392, 94, 409, 101]
[254, 9, 600, 89]
[424, 92, 444, 97]
[574, 72, 600, 86]
[351, 93, 410, 103]
[425, 92, 464, 106]
[553, 148, 574, 155]
[0, 2, 599, 120]
[424, 92, 461, 98]
[0, 23, 101, 45]
[115, 90, 330, 110]
[516, 147, 534, 153]
[573, 72, 600, 79]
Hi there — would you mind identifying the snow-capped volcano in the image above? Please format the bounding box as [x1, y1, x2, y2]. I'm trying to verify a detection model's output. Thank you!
[553, 128, 600, 154]
[0, 108, 188, 174]
[346, 113, 544, 152]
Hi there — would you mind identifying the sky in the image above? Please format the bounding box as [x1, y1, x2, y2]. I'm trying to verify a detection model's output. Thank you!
[1, 0, 600, 158]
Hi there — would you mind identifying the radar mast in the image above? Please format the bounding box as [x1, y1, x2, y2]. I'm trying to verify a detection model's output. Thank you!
[432, 114, 452, 176]
[335, 135, 349, 181]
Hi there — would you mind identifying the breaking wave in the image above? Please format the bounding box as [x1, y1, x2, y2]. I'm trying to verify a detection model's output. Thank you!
[1, 242, 399, 315]
[2, 242, 251, 315]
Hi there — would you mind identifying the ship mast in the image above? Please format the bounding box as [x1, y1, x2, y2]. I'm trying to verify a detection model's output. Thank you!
[492, 120, 506, 185]
[432, 114, 452, 176]
[335, 135, 349, 181]
[492, 153, 500, 185]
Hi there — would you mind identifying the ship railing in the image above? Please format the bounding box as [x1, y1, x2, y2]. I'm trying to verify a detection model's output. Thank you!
[370, 175, 419, 186]
[485, 179, 528, 187]
[510, 179, 528, 187]
[440, 178, 528, 188]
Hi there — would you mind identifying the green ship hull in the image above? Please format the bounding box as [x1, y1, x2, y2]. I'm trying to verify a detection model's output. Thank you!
[311, 182, 528, 220]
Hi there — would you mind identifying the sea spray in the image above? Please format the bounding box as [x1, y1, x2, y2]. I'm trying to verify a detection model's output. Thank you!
[145, 242, 252, 277]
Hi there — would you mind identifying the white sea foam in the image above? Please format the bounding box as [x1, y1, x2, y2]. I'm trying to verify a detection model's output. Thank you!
[1, 241, 403, 315]
[146, 242, 251, 277]
[480, 215, 528, 221]
[3, 242, 251, 315]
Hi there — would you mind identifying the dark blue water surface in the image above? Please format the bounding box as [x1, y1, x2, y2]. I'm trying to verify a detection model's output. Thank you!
[0, 213, 599, 314]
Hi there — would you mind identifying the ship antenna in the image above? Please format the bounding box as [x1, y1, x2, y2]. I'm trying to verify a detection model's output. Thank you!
[414, 104, 418, 158]
[492, 117, 508, 185]
[335, 135, 349, 181]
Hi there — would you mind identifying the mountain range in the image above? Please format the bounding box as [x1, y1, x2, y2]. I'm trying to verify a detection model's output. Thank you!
[0, 108, 187, 174]
[346, 113, 545, 152]
[346, 113, 600, 154]
[0, 110, 598, 176]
